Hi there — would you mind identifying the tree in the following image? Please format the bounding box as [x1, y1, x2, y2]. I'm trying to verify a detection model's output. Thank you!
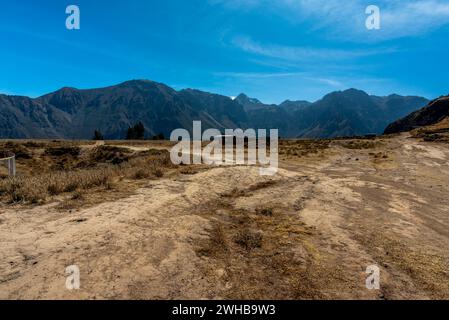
[152, 133, 165, 140]
[126, 122, 145, 140]
[93, 130, 104, 140]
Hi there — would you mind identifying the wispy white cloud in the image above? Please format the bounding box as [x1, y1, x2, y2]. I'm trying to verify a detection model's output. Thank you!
[379, 0, 449, 39]
[213, 70, 389, 90]
[308, 77, 344, 88]
[212, 0, 449, 41]
[214, 71, 305, 78]
[231, 36, 397, 61]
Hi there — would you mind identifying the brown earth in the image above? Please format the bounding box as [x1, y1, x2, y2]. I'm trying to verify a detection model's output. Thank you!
[0, 134, 448, 300]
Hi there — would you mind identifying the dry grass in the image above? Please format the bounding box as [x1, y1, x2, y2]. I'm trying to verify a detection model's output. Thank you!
[255, 207, 274, 216]
[411, 117, 449, 142]
[412, 131, 449, 143]
[353, 232, 449, 299]
[0, 168, 114, 204]
[192, 178, 333, 300]
[279, 140, 330, 158]
[194, 201, 328, 299]
[0, 141, 177, 205]
[234, 228, 263, 250]
[337, 140, 379, 149]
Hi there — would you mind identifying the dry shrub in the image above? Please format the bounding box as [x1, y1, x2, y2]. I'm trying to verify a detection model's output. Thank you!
[22, 141, 46, 149]
[91, 146, 131, 164]
[147, 149, 166, 156]
[152, 168, 164, 178]
[179, 167, 198, 175]
[256, 207, 273, 216]
[123, 152, 172, 180]
[0, 142, 32, 159]
[279, 140, 330, 157]
[234, 229, 263, 250]
[340, 140, 378, 149]
[45, 146, 81, 157]
[71, 191, 84, 200]
[146, 150, 173, 167]
[132, 168, 151, 180]
[0, 177, 47, 204]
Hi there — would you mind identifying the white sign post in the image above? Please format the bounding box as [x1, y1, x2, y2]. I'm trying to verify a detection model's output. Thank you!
[1, 153, 16, 177]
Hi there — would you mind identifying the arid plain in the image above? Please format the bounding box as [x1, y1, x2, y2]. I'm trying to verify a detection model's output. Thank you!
[0, 133, 448, 300]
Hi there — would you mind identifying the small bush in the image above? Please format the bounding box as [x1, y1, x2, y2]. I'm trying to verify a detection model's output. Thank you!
[45, 146, 81, 157]
[23, 141, 46, 148]
[151, 168, 164, 178]
[63, 181, 79, 193]
[71, 191, 84, 200]
[234, 229, 263, 250]
[91, 146, 130, 164]
[256, 207, 273, 216]
[423, 134, 442, 142]
[0, 177, 46, 204]
[47, 183, 60, 196]
[1, 142, 32, 160]
[341, 140, 377, 149]
[133, 168, 151, 179]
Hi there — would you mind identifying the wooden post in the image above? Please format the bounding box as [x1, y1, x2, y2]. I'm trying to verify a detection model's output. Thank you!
[8, 156, 16, 176]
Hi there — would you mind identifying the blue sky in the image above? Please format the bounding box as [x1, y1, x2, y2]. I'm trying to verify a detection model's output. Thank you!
[1, 0, 449, 103]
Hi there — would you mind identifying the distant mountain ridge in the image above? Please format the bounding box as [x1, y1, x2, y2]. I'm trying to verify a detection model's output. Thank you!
[0, 80, 429, 139]
[238, 88, 428, 138]
[385, 95, 449, 134]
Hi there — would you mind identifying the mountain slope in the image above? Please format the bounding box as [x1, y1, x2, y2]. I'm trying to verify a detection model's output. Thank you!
[0, 94, 71, 139]
[235, 89, 428, 138]
[385, 95, 449, 134]
[0, 80, 429, 139]
[0, 80, 248, 139]
[235, 93, 298, 137]
[294, 89, 428, 138]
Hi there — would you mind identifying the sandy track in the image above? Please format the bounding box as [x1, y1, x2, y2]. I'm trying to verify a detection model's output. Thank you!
[0, 134, 448, 299]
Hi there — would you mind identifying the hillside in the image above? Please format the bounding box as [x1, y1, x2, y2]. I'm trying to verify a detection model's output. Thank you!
[239, 89, 428, 138]
[385, 95, 449, 134]
[0, 80, 428, 139]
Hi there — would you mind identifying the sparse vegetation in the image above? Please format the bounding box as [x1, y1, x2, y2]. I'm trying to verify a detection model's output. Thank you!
[93, 130, 104, 141]
[234, 229, 263, 250]
[0, 168, 113, 203]
[45, 146, 81, 157]
[0, 141, 176, 205]
[1, 135, 449, 300]
[152, 133, 165, 140]
[413, 131, 449, 142]
[126, 122, 145, 140]
[279, 139, 330, 158]
[255, 207, 273, 216]
[338, 140, 379, 149]
[0, 142, 32, 159]
[90, 145, 131, 164]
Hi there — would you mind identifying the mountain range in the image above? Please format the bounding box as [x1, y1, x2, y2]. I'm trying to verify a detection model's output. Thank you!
[0, 80, 429, 139]
[385, 95, 449, 134]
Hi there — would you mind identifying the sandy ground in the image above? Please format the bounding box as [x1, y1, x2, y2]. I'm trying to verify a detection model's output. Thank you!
[0, 133, 448, 300]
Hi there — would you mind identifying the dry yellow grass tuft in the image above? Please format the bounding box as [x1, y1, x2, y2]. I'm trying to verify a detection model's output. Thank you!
[279, 140, 330, 158]
[0, 168, 113, 204]
[0, 141, 176, 205]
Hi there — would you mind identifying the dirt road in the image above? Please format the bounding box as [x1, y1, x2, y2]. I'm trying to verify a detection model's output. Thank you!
[0, 134, 448, 299]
